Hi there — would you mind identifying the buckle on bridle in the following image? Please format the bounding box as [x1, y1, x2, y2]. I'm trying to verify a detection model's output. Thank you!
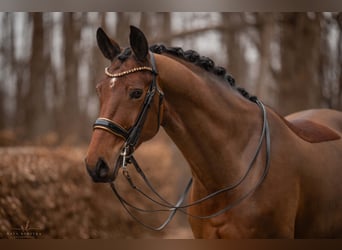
[120, 144, 134, 169]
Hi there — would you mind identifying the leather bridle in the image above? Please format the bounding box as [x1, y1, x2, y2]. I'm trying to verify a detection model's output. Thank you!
[92, 52, 271, 231]
[93, 52, 164, 173]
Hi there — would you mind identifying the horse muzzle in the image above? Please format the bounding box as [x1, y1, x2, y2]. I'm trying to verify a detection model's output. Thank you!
[85, 156, 121, 183]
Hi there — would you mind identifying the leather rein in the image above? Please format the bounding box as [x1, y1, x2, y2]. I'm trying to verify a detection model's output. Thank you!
[92, 52, 271, 231]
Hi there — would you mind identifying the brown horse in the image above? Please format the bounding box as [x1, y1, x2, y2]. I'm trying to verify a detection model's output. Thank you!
[85, 26, 342, 238]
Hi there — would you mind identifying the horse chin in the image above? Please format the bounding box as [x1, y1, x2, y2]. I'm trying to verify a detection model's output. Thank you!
[102, 146, 129, 183]
[100, 155, 122, 183]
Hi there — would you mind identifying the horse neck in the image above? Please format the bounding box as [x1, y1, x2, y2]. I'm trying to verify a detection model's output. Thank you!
[155, 54, 263, 191]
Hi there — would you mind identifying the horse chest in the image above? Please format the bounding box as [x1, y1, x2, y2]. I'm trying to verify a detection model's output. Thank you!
[189, 213, 257, 239]
[187, 188, 297, 238]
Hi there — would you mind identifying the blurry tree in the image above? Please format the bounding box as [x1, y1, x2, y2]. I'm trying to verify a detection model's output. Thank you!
[25, 13, 48, 138]
[88, 13, 108, 115]
[275, 13, 323, 115]
[253, 13, 277, 106]
[0, 87, 3, 129]
[115, 12, 130, 46]
[57, 13, 83, 141]
[337, 13, 342, 110]
[0, 12, 341, 145]
[0, 14, 10, 130]
[221, 13, 249, 88]
[140, 12, 172, 44]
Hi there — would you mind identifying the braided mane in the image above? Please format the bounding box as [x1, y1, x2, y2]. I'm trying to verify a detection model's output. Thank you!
[118, 45, 256, 102]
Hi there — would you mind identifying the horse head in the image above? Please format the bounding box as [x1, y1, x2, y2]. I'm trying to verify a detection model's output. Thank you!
[85, 26, 164, 183]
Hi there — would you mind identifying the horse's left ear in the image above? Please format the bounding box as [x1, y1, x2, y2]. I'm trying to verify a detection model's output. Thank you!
[129, 26, 149, 61]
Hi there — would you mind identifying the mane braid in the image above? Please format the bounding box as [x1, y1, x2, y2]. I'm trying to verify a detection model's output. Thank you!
[117, 45, 257, 102]
[149, 44, 257, 102]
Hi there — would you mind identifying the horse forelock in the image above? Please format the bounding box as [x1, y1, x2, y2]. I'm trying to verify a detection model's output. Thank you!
[117, 47, 132, 61]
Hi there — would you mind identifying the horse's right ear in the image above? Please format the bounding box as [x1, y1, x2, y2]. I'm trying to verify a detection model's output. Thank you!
[96, 28, 121, 61]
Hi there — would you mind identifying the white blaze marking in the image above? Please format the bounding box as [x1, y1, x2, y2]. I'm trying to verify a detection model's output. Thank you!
[110, 78, 117, 88]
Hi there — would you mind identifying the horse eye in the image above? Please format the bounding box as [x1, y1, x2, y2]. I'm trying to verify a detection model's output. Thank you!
[129, 89, 143, 99]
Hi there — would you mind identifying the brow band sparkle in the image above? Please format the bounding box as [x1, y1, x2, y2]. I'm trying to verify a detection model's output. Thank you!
[105, 66, 153, 78]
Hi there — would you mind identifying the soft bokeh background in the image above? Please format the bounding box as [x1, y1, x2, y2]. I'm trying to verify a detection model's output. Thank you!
[0, 12, 342, 238]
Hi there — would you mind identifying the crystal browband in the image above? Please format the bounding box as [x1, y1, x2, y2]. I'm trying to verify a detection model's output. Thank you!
[105, 66, 154, 78]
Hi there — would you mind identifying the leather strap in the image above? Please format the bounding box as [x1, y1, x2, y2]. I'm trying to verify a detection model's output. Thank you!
[93, 118, 129, 140]
[108, 99, 271, 229]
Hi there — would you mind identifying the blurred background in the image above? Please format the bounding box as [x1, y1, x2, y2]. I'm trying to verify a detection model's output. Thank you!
[0, 12, 342, 238]
[1, 12, 342, 145]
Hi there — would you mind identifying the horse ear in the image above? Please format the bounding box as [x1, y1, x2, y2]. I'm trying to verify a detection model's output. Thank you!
[96, 27, 121, 61]
[129, 25, 149, 61]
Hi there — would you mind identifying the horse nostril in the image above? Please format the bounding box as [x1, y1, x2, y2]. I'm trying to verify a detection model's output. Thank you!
[96, 158, 109, 179]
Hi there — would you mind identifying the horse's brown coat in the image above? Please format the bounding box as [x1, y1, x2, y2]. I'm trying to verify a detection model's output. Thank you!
[85, 26, 342, 238]
[285, 118, 341, 143]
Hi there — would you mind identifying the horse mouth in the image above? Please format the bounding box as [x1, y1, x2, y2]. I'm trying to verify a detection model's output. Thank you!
[107, 156, 122, 182]
[85, 155, 123, 183]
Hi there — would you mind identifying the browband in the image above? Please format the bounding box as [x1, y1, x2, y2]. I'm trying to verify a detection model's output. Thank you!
[105, 66, 154, 78]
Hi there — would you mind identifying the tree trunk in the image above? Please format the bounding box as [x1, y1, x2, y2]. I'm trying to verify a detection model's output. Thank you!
[275, 13, 322, 115]
[254, 13, 277, 107]
[337, 13, 342, 110]
[115, 13, 130, 46]
[160, 13, 171, 44]
[25, 13, 47, 139]
[221, 13, 248, 88]
[58, 13, 82, 142]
